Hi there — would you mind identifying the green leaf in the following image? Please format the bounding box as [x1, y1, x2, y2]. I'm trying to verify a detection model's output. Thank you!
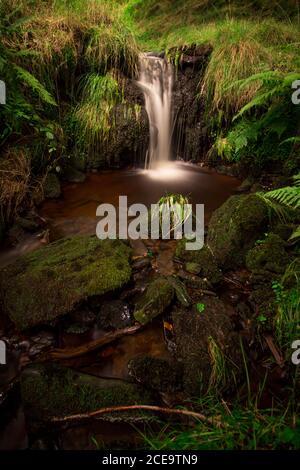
[196, 303, 205, 313]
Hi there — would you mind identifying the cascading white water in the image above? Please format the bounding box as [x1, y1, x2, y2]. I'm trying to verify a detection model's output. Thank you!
[137, 54, 173, 169]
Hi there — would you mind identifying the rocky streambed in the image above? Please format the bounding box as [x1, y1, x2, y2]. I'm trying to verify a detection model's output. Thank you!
[0, 168, 296, 450]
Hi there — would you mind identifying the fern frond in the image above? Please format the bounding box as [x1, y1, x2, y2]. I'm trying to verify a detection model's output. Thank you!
[264, 186, 300, 209]
[280, 137, 300, 146]
[289, 225, 300, 242]
[13, 65, 57, 106]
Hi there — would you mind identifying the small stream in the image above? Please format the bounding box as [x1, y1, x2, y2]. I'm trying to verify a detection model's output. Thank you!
[0, 163, 240, 449]
[0, 162, 241, 449]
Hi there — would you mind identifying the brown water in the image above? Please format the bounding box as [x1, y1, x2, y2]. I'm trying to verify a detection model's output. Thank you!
[41, 163, 240, 238]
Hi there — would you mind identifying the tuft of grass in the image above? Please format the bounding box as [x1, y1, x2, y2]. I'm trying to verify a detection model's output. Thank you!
[0, 147, 34, 223]
[85, 22, 139, 77]
[141, 398, 300, 450]
[72, 73, 122, 159]
[207, 336, 227, 392]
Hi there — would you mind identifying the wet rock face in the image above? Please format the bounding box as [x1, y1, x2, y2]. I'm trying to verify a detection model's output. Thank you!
[0, 236, 132, 330]
[207, 194, 269, 270]
[134, 277, 174, 325]
[172, 297, 241, 396]
[128, 356, 182, 393]
[86, 78, 149, 169]
[170, 44, 212, 162]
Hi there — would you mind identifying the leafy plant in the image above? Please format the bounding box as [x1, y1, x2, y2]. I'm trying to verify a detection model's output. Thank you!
[217, 72, 300, 169]
[150, 193, 191, 239]
[196, 302, 205, 313]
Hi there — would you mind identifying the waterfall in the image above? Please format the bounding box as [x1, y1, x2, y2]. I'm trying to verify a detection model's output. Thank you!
[137, 54, 173, 169]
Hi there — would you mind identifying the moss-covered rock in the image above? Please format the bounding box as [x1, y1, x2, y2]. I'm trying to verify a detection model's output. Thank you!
[207, 194, 268, 269]
[246, 234, 289, 275]
[0, 236, 131, 330]
[172, 297, 242, 396]
[175, 242, 222, 285]
[134, 277, 174, 325]
[44, 173, 61, 199]
[21, 365, 152, 422]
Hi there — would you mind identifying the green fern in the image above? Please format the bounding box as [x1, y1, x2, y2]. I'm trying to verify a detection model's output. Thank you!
[13, 65, 57, 106]
[257, 174, 300, 239]
[263, 186, 300, 209]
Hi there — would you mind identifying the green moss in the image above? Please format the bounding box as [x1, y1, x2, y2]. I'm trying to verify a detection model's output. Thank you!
[175, 242, 222, 285]
[246, 234, 289, 274]
[0, 236, 132, 330]
[134, 277, 174, 325]
[21, 365, 152, 421]
[207, 194, 268, 269]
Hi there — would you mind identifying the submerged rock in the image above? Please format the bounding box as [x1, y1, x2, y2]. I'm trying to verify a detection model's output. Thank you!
[63, 166, 86, 183]
[207, 194, 268, 269]
[97, 300, 133, 330]
[175, 242, 222, 285]
[128, 356, 182, 393]
[21, 365, 153, 422]
[134, 277, 174, 325]
[44, 173, 61, 199]
[172, 297, 241, 396]
[0, 236, 131, 330]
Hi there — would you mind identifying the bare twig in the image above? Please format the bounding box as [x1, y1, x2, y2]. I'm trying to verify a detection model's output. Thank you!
[51, 404, 223, 427]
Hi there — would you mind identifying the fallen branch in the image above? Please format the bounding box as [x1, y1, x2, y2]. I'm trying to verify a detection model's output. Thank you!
[51, 404, 223, 427]
[40, 325, 141, 361]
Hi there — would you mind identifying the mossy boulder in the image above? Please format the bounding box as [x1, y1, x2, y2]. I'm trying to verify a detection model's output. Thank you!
[207, 194, 268, 269]
[0, 236, 131, 330]
[134, 277, 174, 325]
[175, 242, 222, 285]
[172, 297, 241, 396]
[246, 234, 289, 275]
[21, 365, 152, 422]
[44, 173, 61, 199]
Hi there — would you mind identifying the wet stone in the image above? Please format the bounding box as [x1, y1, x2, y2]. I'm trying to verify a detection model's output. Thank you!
[97, 300, 133, 330]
